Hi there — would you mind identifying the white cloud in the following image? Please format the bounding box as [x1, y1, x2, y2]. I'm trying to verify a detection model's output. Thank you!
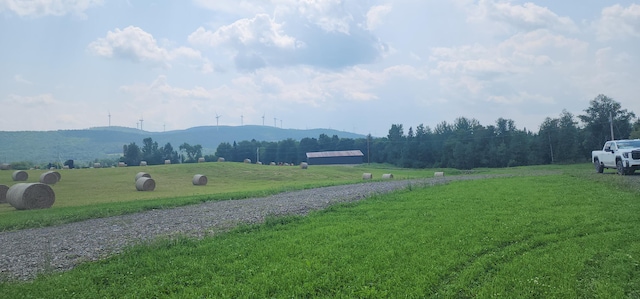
[188, 14, 298, 49]
[595, 4, 640, 41]
[88, 26, 211, 72]
[4, 93, 57, 105]
[366, 4, 392, 31]
[0, 0, 103, 18]
[463, 0, 578, 34]
[14, 75, 33, 84]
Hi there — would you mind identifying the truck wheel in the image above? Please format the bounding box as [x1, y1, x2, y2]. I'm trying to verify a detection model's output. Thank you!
[594, 159, 604, 173]
[616, 160, 626, 175]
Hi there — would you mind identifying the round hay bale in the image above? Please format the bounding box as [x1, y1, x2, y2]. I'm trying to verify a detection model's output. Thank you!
[135, 172, 151, 182]
[118, 162, 127, 167]
[217, 157, 225, 162]
[198, 157, 205, 163]
[0, 184, 9, 204]
[12, 170, 28, 181]
[362, 173, 373, 180]
[0, 163, 11, 170]
[382, 173, 394, 179]
[300, 162, 308, 169]
[6, 183, 55, 210]
[39, 171, 59, 184]
[62, 165, 70, 169]
[164, 159, 171, 165]
[139, 161, 148, 166]
[136, 177, 156, 191]
[52, 171, 61, 182]
[257, 161, 263, 165]
[93, 163, 101, 168]
[244, 158, 251, 163]
[270, 162, 276, 166]
[192, 174, 208, 186]
[434, 172, 444, 177]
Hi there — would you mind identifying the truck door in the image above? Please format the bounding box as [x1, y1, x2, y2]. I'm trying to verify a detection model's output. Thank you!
[602, 142, 617, 167]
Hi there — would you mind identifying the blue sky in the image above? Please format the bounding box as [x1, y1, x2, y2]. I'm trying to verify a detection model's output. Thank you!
[1, 0, 639, 136]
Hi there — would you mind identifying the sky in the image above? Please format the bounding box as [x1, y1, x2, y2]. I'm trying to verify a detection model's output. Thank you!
[1, 0, 639, 137]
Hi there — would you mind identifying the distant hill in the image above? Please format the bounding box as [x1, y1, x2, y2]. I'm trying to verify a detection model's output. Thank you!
[0, 126, 366, 164]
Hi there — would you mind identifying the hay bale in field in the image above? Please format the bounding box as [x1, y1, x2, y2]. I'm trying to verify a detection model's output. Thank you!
[63, 165, 70, 169]
[39, 171, 59, 184]
[244, 158, 251, 163]
[135, 172, 151, 182]
[257, 162, 263, 165]
[362, 173, 373, 180]
[434, 172, 444, 177]
[135, 177, 155, 191]
[0, 184, 8, 204]
[7, 183, 55, 210]
[192, 174, 208, 186]
[139, 161, 147, 166]
[382, 173, 394, 179]
[93, 163, 101, 168]
[300, 162, 308, 169]
[12, 170, 28, 181]
[164, 159, 171, 165]
[270, 162, 276, 166]
[52, 171, 61, 182]
[0, 163, 11, 170]
[118, 162, 127, 167]
[198, 157, 205, 163]
[217, 157, 225, 162]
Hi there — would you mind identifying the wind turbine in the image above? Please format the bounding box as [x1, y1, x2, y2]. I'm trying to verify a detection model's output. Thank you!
[108, 111, 111, 127]
[273, 117, 277, 127]
[262, 113, 265, 126]
[139, 116, 144, 131]
[215, 112, 222, 131]
[241, 115, 244, 126]
[280, 119, 283, 128]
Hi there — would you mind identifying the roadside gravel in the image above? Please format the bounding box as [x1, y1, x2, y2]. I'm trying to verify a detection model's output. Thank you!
[0, 174, 502, 281]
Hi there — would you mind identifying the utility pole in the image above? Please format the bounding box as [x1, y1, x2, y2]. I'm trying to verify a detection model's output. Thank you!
[610, 111, 615, 140]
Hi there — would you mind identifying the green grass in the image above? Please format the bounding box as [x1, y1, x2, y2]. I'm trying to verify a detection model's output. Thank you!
[2, 167, 639, 297]
[0, 163, 456, 231]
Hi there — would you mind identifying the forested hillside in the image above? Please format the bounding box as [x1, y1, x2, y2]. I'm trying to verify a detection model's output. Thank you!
[0, 125, 364, 166]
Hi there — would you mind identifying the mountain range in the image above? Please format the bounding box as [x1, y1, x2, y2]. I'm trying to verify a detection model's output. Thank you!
[0, 126, 366, 164]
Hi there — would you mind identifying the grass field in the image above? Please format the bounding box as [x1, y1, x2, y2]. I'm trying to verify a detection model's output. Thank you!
[2, 163, 640, 297]
[0, 162, 451, 231]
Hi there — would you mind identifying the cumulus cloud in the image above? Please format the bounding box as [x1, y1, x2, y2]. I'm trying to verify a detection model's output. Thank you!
[188, 1, 387, 71]
[0, 0, 103, 18]
[595, 4, 640, 41]
[188, 14, 298, 49]
[14, 75, 32, 84]
[88, 26, 212, 72]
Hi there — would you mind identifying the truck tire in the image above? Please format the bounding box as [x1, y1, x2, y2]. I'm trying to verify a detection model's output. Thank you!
[594, 159, 604, 173]
[616, 160, 626, 175]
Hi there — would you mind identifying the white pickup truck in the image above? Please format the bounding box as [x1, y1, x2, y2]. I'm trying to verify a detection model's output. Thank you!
[592, 139, 640, 175]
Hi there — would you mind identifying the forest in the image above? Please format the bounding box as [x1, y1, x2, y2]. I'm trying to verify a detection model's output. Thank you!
[117, 95, 639, 170]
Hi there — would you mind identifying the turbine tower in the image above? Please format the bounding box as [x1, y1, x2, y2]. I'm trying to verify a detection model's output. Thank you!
[139, 116, 144, 131]
[108, 111, 111, 127]
[273, 117, 277, 127]
[215, 112, 222, 131]
[241, 115, 244, 126]
[262, 114, 265, 126]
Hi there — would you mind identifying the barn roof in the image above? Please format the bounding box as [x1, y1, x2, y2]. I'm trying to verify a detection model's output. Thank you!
[306, 150, 364, 158]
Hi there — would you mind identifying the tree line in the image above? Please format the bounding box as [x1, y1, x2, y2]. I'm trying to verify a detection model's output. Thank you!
[213, 94, 640, 169]
[119, 95, 639, 169]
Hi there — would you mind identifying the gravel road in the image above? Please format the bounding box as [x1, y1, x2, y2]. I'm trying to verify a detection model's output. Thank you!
[0, 175, 499, 281]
